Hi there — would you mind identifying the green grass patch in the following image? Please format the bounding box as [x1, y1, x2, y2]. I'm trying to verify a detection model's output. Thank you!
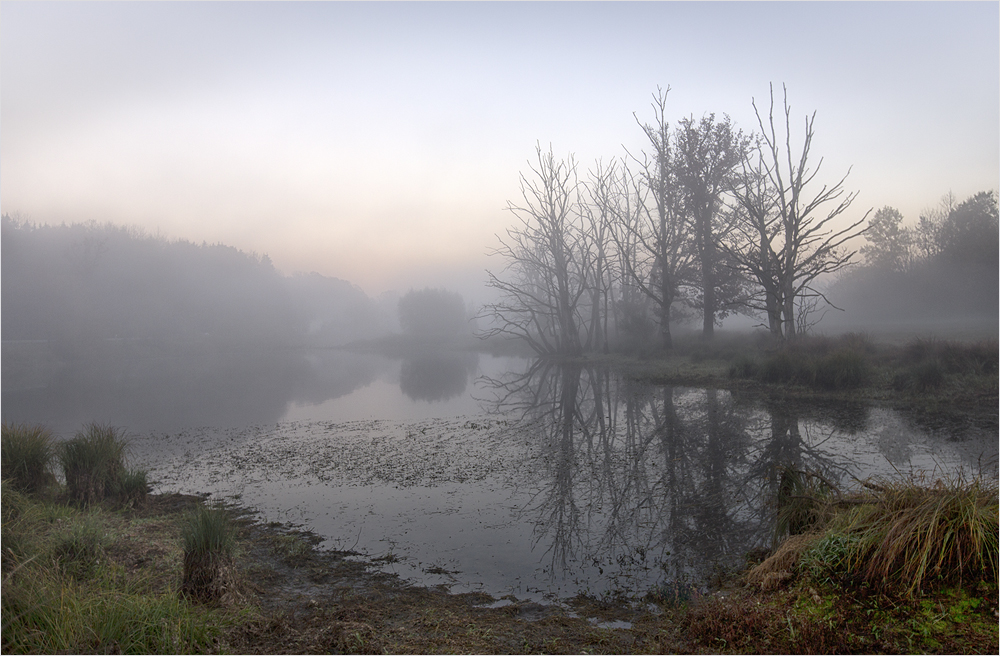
[53, 515, 110, 580]
[1, 482, 241, 653]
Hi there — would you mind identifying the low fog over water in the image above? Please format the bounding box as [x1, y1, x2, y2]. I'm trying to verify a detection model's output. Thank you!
[3, 2, 998, 604]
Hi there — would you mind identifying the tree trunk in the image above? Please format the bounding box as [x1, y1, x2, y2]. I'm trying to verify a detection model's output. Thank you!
[660, 304, 673, 350]
[781, 278, 796, 340]
[699, 200, 717, 340]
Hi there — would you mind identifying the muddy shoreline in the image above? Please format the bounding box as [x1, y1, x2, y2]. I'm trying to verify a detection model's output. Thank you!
[161, 492, 692, 654]
[149, 491, 997, 654]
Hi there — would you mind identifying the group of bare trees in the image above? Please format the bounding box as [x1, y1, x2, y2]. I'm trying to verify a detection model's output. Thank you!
[484, 84, 871, 354]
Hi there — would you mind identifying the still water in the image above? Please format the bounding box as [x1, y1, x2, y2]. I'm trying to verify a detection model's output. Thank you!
[3, 343, 997, 601]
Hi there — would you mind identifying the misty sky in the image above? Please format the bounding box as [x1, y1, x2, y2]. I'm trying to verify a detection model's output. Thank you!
[2, 1, 997, 300]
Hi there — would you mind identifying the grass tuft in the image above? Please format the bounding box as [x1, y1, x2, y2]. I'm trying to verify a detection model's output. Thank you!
[838, 475, 998, 595]
[2, 423, 55, 493]
[117, 468, 150, 508]
[1, 479, 38, 569]
[774, 467, 840, 541]
[755, 473, 999, 597]
[181, 504, 239, 603]
[59, 423, 143, 506]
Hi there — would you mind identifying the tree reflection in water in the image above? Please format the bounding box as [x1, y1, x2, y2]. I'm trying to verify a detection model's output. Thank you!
[482, 360, 855, 594]
[399, 352, 478, 402]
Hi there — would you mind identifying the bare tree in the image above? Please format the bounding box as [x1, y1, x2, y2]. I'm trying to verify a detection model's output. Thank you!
[735, 84, 871, 341]
[581, 160, 620, 353]
[612, 87, 698, 350]
[483, 144, 588, 355]
[592, 161, 655, 349]
[727, 142, 784, 336]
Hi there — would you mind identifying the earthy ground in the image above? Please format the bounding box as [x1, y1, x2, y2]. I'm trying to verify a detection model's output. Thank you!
[108, 492, 996, 655]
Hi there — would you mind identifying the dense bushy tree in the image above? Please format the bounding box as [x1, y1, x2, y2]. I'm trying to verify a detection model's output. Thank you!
[397, 287, 467, 338]
[675, 113, 751, 337]
[861, 206, 911, 271]
[936, 191, 999, 267]
[826, 190, 998, 326]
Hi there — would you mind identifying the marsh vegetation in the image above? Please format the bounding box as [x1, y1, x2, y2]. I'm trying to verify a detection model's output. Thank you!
[3, 453, 996, 654]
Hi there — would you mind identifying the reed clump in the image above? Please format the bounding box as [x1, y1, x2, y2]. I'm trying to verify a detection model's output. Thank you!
[902, 337, 998, 376]
[181, 504, 240, 603]
[749, 473, 999, 597]
[2, 422, 55, 493]
[834, 476, 998, 595]
[773, 467, 840, 540]
[59, 423, 147, 506]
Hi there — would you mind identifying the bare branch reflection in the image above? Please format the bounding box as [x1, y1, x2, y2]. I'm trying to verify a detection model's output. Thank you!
[480, 360, 902, 596]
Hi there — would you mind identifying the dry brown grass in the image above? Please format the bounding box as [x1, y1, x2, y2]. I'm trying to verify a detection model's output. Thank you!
[748, 474, 998, 598]
[745, 532, 824, 591]
[839, 475, 998, 595]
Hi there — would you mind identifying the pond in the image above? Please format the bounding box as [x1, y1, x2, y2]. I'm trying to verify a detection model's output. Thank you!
[3, 342, 997, 602]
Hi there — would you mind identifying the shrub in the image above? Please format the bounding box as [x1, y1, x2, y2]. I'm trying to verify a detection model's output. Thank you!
[181, 505, 238, 603]
[2, 423, 55, 493]
[894, 359, 946, 392]
[838, 331, 875, 354]
[902, 337, 939, 365]
[901, 337, 998, 376]
[59, 424, 129, 505]
[813, 349, 870, 390]
[728, 355, 760, 380]
[761, 351, 806, 385]
[730, 346, 871, 390]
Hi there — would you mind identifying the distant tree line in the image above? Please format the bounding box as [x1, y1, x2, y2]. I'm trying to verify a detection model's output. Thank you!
[827, 190, 998, 325]
[483, 84, 872, 354]
[1, 216, 391, 348]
